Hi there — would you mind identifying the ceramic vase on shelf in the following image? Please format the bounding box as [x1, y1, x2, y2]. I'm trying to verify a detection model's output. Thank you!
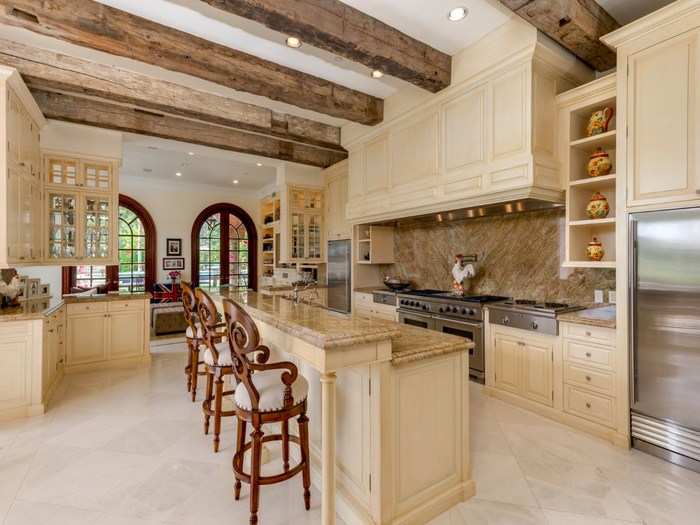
[586, 192, 610, 219]
[587, 148, 612, 177]
[587, 237, 605, 261]
[586, 106, 614, 136]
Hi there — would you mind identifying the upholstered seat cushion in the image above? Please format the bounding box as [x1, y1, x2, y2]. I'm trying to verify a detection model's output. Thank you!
[186, 323, 204, 339]
[234, 370, 309, 412]
[203, 342, 233, 366]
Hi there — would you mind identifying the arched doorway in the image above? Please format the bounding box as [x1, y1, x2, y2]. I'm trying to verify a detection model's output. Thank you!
[62, 194, 157, 294]
[191, 203, 257, 291]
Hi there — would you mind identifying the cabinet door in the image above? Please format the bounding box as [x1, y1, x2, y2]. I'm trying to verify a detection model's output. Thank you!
[306, 213, 323, 260]
[348, 148, 365, 199]
[0, 327, 30, 410]
[67, 314, 108, 366]
[290, 212, 305, 260]
[83, 194, 112, 260]
[6, 169, 21, 262]
[31, 182, 43, 261]
[109, 311, 144, 359]
[47, 192, 78, 261]
[45, 156, 79, 188]
[336, 173, 351, 239]
[628, 29, 700, 206]
[521, 340, 553, 407]
[325, 177, 338, 239]
[494, 334, 521, 394]
[82, 161, 113, 193]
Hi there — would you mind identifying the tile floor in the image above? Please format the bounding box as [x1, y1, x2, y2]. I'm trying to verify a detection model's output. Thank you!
[1, 342, 700, 525]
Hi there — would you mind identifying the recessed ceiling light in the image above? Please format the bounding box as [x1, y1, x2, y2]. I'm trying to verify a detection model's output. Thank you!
[256, 162, 263, 167]
[286, 36, 302, 48]
[371, 69, 384, 79]
[447, 6, 468, 21]
[188, 151, 194, 156]
[175, 172, 182, 177]
[233, 179, 239, 184]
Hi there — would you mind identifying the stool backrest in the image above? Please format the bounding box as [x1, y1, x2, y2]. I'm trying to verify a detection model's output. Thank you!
[222, 298, 299, 411]
[181, 281, 197, 333]
[194, 288, 222, 363]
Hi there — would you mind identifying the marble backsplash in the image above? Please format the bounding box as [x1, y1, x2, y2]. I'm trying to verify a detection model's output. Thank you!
[378, 208, 615, 305]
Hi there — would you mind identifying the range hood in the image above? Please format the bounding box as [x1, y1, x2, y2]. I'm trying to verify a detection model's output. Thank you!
[389, 198, 564, 227]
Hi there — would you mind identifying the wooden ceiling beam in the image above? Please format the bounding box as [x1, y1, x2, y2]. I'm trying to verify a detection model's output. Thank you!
[0, 39, 343, 151]
[498, 0, 620, 71]
[31, 90, 347, 168]
[0, 0, 383, 124]
[200, 0, 452, 93]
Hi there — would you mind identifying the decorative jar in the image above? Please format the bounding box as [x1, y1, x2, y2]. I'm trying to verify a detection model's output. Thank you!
[587, 148, 612, 177]
[586, 192, 610, 219]
[587, 106, 614, 136]
[587, 237, 605, 261]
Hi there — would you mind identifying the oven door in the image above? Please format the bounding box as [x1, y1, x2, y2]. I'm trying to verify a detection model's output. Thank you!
[434, 316, 484, 383]
[397, 309, 436, 331]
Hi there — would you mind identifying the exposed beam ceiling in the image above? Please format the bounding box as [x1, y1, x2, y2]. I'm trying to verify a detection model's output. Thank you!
[0, 38, 342, 151]
[0, 0, 383, 124]
[498, 0, 620, 71]
[31, 90, 347, 168]
[199, 0, 452, 93]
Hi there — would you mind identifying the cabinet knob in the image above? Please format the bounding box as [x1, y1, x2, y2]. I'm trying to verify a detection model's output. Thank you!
[585, 375, 591, 381]
[585, 352, 592, 358]
[517, 341, 525, 346]
[585, 331, 592, 337]
[585, 402, 591, 409]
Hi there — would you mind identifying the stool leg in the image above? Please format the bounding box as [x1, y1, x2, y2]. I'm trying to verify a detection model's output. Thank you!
[250, 427, 264, 525]
[298, 413, 311, 511]
[190, 345, 200, 402]
[234, 419, 247, 501]
[213, 373, 224, 452]
[185, 340, 193, 392]
[282, 419, 290, 472]
[203, 371, 213, 435]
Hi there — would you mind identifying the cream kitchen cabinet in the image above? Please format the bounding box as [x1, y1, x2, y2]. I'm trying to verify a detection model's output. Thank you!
[279, 184, 325, 264]
[344, 49, 579, 224]
[492, 326, 555, 408]
[603, 4, 700, 209]
[353, 291, 398, 321]
[65, 297, 150, 372]
[323, 160, 352, 241]
[1, 66, 46, 267]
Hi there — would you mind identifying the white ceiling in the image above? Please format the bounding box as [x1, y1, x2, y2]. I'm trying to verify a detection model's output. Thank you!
[120, 134, 278, 191]
[595, 0, 676, 25]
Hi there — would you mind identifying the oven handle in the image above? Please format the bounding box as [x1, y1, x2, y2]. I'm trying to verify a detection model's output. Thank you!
[433, 316, 483, 330]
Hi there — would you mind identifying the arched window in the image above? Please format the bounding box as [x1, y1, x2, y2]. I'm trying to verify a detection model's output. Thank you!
[62, 195, 156, 294]
[191, 203, 257, 291]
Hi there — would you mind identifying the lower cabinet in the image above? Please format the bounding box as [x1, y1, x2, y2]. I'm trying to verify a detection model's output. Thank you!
[66, 298, 149, 371]
[353, 292, 397, 321]
[493, 328, 554, 407]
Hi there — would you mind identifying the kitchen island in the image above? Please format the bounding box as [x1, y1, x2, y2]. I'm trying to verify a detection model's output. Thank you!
[211, 288, 474, 525]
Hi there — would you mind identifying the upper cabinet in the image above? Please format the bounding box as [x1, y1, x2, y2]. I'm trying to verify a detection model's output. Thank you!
[602, 3, 700, 210]
[279, 184, 325, 264]
[323, 160, 352, 241]
[1, 67, 47, 267]
[345, 51, 581, 224]
[45, 156, 115, 193]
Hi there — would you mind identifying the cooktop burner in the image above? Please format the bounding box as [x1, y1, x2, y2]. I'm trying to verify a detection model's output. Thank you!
[498, 299, 582, 314]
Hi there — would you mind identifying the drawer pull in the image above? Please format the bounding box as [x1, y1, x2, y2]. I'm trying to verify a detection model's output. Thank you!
[585, 331, 592, 337]
[517, 341, 526, 346]
[586, 402, 591, 409]
[586, 375, 591, 381]
[585, 352, 592, 358]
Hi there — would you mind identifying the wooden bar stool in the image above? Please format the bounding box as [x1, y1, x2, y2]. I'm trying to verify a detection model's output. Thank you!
[221, 298, 311, 525]
[182, 282, 225, 401]
[195, 288, 237, 452]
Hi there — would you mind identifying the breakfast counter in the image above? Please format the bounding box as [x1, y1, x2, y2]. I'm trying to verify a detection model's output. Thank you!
[211, 288, 474, 525]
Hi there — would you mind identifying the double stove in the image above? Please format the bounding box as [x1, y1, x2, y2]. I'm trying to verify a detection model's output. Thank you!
[396, 290, 508, 383]
[488, 299, 584, 336]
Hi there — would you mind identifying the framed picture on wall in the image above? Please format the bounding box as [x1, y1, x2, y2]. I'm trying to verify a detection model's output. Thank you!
[166, 238, 182, 256]
[163, 257, 185, 270]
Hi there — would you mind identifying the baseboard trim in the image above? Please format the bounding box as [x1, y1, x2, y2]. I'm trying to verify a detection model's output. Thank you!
[0, 402, 45, 421]
[64, 354, 151, 374]
[485, 386, 630, 449]
[392, 480, 476, 525]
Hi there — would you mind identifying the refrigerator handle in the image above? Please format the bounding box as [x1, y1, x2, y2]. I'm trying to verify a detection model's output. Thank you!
[629, 217, 639, 405]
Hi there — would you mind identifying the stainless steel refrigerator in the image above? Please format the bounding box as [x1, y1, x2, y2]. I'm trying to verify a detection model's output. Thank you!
[327, 240, 351, 313]
[631, 207, 700, 471]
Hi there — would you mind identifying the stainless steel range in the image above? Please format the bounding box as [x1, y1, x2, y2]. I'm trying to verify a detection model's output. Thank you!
[489, 299, 584, 335]
[397, 290, 508, 383]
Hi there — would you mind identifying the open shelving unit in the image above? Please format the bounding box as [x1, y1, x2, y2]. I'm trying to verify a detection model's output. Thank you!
[260, 196, 280, 278]
[557, 73, 617, 269]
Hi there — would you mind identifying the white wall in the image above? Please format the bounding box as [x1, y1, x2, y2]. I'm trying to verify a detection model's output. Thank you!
[119, 176, 261, 283]
[14, 266, 62, 298]
[41, 120, 123, 159]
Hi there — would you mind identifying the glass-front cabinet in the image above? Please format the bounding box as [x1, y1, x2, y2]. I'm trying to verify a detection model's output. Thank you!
[43, 153, 119, 264]
[286, 185, 324, 263]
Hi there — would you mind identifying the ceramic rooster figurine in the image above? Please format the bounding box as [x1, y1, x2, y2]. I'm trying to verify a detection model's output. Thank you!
[451, 254, 475, 295]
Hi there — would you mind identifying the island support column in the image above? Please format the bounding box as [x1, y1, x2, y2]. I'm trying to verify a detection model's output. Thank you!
[321, 371, 337, 525]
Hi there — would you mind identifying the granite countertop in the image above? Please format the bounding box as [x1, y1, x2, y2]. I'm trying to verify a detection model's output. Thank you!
[0, 292, 152, 323]
[391, 323, 472, 365]
[557, 304, 616, 329]
[215, 288, 401, 350]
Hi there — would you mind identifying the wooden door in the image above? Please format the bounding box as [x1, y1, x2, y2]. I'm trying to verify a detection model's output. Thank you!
[108, 310, 144, 359]
[67, 314, 107, 365]
[521, 339, 553, 407]
[628, 29, 700, 206]
[494, 334, 521, 394]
